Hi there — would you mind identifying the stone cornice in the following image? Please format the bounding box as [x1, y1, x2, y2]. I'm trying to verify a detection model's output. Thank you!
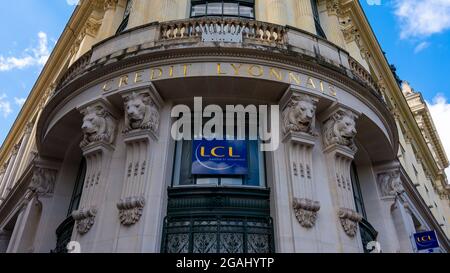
[342, 1, 444, 185]
[0, 1, 93, 170]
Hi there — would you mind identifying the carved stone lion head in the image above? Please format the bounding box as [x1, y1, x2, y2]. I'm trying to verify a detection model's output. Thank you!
[81, 106, 106, 137]
[284, 94, 316, 134]
[123, 92, 159, 133]
[323, 109, 358, 150]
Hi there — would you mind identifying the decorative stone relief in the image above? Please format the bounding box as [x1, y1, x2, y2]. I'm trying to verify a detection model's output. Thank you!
[117, 196, 146, 225]
[326, 0, 341, 15]
[292, 198, 320, 228]
[72, 208, 97, 235]
[80, 104, 117, 148]
[75, 100, 117, 235]
[123, 92, 160, 134]
[117, 88, 162, 226]
[28, 167, 57, 196]
[323, 109, 358, 152]
[282, 94, 317, 135]
[377, 170, 404, 197]
[338, 208, 362, 237]
[104, 0, 119, 10]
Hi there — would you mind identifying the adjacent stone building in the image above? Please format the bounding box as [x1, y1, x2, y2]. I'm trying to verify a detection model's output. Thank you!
[0, 0, 448, 253]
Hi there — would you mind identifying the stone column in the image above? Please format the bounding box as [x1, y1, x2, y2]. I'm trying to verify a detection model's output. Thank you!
[266, 0, 288, 26]
[0, 144, 20, 202]
[4, 122, 34, 193]
[280, 89, 321, 252]
[375, 164, 414, 252]
[97, 0, 127, 40]
[318, 0, 346, 49]
[72, 100, 118, 238]
[322, 106, 362, 252]
[291, 0, 316, 34]
[117, 89, 162, 226]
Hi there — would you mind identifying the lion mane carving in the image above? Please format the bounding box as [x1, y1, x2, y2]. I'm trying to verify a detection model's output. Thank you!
[323, 109, 358, 151]
[80, 105, 116, 148]
[123, 92, 160, 134]
[29, 168, 56, 196]
[283, 94, 317, 135]
[378, 171, 404, 197]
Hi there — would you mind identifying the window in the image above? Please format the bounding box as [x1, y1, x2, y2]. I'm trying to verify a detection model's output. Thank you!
[190, 1, 255, 19]
[311, 0, 326, 38]
[350, 162, 366, 218]
[172, 117, 266, 188]
[67, 158, 87, 216]
[116, 0, 133, 34]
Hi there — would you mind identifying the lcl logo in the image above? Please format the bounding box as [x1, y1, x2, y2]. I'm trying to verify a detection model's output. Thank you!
[199, 146, 241, 158]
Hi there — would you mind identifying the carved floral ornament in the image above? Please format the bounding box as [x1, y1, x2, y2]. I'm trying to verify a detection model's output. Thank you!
[292, 198, 321, 228]
[322, 109, 358, 152]
[123, 91, 160, 135]
[117, 196, 146, 225]
[338, 207, 362, 237]
[72, 208, 97, 235]
[80, 104, 117, 148]
[282, 94, 317, 136]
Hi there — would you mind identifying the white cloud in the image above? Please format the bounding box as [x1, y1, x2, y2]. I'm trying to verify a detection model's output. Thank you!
[66, 0, 80, 6]
[0, 94, 12, 118]
[0, 32, 50, 72]
[367, 0, 382, 5]
[394, 0, 450, 39]
[14, 97, 26, 107]
[414, 41, 430, 53]
[427, 94, 450, 180]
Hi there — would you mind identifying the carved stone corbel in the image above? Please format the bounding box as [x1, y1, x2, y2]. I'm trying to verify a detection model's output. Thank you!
[338, 207, 362, 237]
[72, 208, 97, 235]
[117, 196, 146, 225]
[377, 169, 404, 198]
[28, 167, 57, 197]
[293, 198, 321, 228]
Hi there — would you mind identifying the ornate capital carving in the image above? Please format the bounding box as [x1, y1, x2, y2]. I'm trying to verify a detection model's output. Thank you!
[338, 208, 362, 237]
[24, 121, 34, 134]
[117, 196, 146, 225]
[11, 143, 21, 156]
[282, 94, 317, 136]
[323, 109, 358, 152]
[72, 207, 97, 235]
[293, 198, 320, 228]
[79, 103, 117, 148]
[85, 17, 102, 37]
[28, 167, 57, 197]
[326, 0, 341, 15]
[104, 0, 119, 10]
[377, 170, 404, 198]
[123, 91, 160, 135]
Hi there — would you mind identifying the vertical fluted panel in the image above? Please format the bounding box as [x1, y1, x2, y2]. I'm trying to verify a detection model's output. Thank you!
[266, 0, 288, 26]
[292, 0, 316, 34]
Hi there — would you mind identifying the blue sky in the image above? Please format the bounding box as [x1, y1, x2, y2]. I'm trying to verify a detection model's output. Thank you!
[0, 0, 449, 176]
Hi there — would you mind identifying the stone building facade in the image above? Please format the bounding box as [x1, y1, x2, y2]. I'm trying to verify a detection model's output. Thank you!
[0, 0, 448, 253]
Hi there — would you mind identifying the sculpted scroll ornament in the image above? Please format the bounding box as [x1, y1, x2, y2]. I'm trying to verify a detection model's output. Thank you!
[72, 208, 97, 235]
[323, 109, 358, 151]
[80, 105, 116, 148]
[283, 94, 317, 135]
[338, 208, 362, 237]
[378, 171, 404, 197]
[292, 198, 320, 228]
[123, 92, 160, 134]
[28, 168, 57, 196]
[117, 196, 146, 225]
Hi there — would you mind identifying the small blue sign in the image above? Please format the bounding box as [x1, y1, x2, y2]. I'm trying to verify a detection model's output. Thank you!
[192, 140, 248, 175]
[413, 230, 439, 251]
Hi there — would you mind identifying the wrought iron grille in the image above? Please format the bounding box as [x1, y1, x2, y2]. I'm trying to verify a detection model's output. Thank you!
[162, 216, 274, 253]
[51, 217, 75, 253]
[359, 218, 378, 253]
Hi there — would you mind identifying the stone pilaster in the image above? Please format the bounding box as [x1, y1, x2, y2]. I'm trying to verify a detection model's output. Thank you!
[117, 88, 162, 226]
[281, 89, 321, 229]
[72, 100, 118, 235]
[322, 106, 362, 240]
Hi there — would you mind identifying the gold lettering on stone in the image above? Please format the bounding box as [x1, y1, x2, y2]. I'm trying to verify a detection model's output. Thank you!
[269, 68, 283, 81]
[151, 68, 163, 80]
[288, 72, 301, 85]
[134, 71, 144, 84]
[119, 75, 129, 88]
[248, 65, 263, 77]
[102, 80, 113, 92]
[217, 63, 227, 75]
[230, 63, 243, 75]
[307, 77, 316, 89]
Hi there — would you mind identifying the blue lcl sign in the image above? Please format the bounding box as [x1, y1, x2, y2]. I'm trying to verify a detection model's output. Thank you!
[192, 140, 248, 175]
[413, 230, 439, 251]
